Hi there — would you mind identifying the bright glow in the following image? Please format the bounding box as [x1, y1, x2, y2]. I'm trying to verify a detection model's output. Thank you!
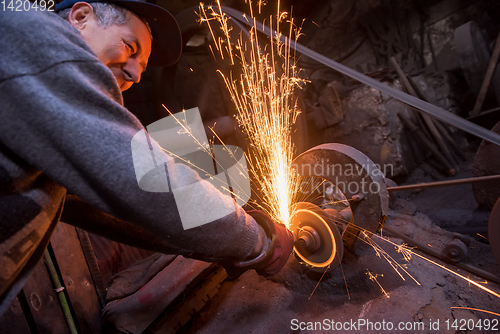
[199, 0, 305, 227]
[292, 207, 336, 267]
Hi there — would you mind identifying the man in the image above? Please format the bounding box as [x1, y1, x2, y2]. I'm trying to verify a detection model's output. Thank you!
[0, 0, 293, 314]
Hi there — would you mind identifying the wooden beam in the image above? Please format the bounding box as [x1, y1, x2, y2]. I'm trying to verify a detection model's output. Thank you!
[103, 257, 211, 333]
[22, 259, 71, 334]
[51, 223, 101, 333]
[0, 297, 31, 334]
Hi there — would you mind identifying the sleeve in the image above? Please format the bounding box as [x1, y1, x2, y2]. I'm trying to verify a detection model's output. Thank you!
[0, 34, 259, 260]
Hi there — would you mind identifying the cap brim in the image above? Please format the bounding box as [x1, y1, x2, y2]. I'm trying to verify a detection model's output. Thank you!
[56, 0, 182, 67]
[110, 0, 182, 67]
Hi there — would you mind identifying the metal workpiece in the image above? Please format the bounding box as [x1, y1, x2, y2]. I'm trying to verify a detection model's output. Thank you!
[292, 143, 389, 248]
[290, 202, 343, 272]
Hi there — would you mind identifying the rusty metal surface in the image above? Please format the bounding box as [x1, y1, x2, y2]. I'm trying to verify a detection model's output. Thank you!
[472, 121, 500, 209]
[292, 144, 389, 246]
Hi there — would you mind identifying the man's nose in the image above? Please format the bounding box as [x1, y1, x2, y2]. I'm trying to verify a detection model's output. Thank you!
[123, 59, 142, 83]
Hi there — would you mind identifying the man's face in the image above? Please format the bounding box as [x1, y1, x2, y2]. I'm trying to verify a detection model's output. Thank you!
[70, 3, 152, 91]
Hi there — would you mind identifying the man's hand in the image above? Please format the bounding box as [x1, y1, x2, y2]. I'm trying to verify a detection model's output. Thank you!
[222, 210, 294, 278]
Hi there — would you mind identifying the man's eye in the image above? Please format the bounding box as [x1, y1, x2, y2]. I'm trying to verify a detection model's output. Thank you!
[124, 41, 135, 53]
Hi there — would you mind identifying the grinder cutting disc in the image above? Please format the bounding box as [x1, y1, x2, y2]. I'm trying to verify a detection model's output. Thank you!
[290, 202, 343, 272]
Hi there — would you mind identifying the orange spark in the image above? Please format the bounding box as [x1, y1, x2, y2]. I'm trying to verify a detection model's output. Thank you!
[367, 270, 390, 298]
[308, 266, 330, 300]
[370, 233, 500, 300]
[198, 1, 306, 228]
[451, 307, 500, 317]
[477, 233, 488, 241]
[362, 232, 420, 285]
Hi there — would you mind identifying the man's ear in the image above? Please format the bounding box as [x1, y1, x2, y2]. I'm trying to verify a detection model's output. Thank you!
[68, 2, 94, 30]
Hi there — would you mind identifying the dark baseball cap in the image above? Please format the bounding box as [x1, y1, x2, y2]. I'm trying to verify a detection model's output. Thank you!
[55, 0, 182, 66]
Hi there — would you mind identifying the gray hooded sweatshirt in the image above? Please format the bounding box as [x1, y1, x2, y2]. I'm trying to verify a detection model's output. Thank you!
[0, 9, 259, 313]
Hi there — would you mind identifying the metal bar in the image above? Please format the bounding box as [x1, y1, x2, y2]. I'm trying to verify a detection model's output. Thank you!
[221, 7, 500, 146]
[387, 174, 500, 192]
[382, 226, 500, 285]
[471, 30, 500, 117]
[43, 248, 79, 334]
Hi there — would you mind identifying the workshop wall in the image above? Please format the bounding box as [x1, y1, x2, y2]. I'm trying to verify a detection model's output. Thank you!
[297, 0, 500, 178]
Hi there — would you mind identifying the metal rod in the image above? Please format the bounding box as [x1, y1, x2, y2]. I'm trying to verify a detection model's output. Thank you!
[43, 248, 79, 334]
[383, 226, 500, 284]
[387, 174, 500, 192]
[221, 6, 500, 146]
